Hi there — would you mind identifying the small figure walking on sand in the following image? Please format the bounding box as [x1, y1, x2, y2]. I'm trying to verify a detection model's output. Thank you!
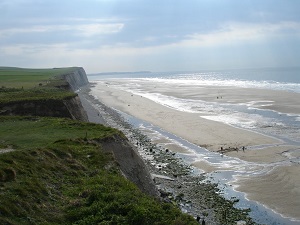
[242, 146, 245, 152]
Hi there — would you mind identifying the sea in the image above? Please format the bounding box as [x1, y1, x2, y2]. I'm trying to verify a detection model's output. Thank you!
[88, 67, 300, 225]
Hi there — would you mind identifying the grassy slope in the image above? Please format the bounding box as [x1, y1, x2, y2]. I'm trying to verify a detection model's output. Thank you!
[0, 117, 198, 225]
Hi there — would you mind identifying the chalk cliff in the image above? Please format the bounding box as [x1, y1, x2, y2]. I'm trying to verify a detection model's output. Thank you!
[66, 68, 158, 196]
[0, 67, 89, 121]
[61, 67, 89, 91]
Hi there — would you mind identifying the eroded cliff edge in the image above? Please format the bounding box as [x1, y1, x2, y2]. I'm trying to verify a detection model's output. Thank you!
[0, 67, 88, 121]
[61, 67, 89, 91]
[64, 68, 158, 196]
[62, 68, 158, 196]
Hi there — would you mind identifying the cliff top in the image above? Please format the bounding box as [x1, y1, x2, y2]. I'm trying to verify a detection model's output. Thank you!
[0, 67, 82, 104]
[0, 67, 81, 89]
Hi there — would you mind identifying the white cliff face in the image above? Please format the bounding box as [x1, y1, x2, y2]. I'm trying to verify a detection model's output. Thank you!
[56, 67, 89, 121]
[63, 67, 89, 91]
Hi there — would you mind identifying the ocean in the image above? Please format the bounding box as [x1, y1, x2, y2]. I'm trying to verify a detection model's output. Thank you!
[89, 67, 300, 90]
[88, 67, 300, 224]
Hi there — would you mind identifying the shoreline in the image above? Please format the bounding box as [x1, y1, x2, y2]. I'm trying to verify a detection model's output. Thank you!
[87, 81, 300, 223]
[232, 164, 300, 221]
[90, 82, 282, 153]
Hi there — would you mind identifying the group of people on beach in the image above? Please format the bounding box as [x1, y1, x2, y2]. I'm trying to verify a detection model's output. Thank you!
[219, 146, 246, 154]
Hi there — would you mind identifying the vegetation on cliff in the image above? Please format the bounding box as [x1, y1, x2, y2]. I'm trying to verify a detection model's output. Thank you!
[0, 87, 77, 104]
[0, 67, 198, 224]
[0, 116, 197, 224]
[0, 67, 77, 89]
[0, 67, 87, 120]
[0, 67, 78, 103]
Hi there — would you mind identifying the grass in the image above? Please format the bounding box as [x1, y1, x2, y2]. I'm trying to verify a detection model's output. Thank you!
[0, 67, 79, 106]
[0, 87, 77, 104]
[0, 116, 122, 149]
[0, 67, 78, 89]
[0, 117, 198, 224]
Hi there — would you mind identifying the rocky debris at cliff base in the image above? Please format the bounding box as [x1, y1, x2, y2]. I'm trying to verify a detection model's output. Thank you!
[127, 128, 255, 224]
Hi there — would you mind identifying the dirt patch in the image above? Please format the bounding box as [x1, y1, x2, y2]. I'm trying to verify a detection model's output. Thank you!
[0, 148, 14, 154]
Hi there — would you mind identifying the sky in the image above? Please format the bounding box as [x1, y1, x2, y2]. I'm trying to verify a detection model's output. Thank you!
[1, 0, 300, 73]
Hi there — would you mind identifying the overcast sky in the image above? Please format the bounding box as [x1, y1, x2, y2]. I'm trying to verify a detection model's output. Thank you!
[1, 0, 300, 73]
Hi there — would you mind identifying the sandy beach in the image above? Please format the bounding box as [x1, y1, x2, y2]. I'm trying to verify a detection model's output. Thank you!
[90, 81, 300, 221]
[90, 82, 281, 152]
[233, 165, 300, 220]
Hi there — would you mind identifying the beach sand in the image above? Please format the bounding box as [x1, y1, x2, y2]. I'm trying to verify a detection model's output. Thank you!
[125, 81, 300, 115]
[226, 145, 300, 163]
[90, 82, 300, 221]
[233, 165, 300, 220]
[90, 83, 280, 152]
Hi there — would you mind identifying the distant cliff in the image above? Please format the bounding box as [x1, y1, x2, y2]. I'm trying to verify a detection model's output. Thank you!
[0, 67, 89, 121]
[60, 67, 89, 91]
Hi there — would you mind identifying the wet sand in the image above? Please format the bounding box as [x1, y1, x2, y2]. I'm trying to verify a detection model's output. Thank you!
[125, 81, 300, 115]
[227, 145, 300, 163]
[90, 82, 280, 152]
[233, 165, 300, 220]
[90, 82, 300, 221]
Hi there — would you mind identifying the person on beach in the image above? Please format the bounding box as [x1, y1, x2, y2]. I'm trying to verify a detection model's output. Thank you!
[196, 216, 205, 224]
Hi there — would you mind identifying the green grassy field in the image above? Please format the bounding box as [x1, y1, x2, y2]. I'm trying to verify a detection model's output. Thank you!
[0, 117, 198, 225]
[0, 67, 78, 104]
[0, 88, 76, 104]
[0, 67, 77, 89]
[0, 116, 122, 150]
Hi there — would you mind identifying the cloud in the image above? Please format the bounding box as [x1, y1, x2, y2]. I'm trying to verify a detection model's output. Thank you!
[0, 20, 124, 38]
[2, 21, 300, 57]
[177, 21, 300, 48]
[1, 20, 300, 72]
[74, 23, 124, 36]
